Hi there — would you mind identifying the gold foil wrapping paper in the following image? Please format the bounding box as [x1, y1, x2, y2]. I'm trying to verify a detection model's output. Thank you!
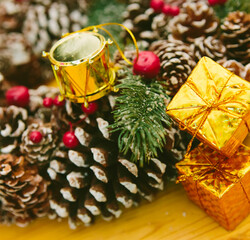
[176, 144, 250, 230]
[167, 57, 250, 157]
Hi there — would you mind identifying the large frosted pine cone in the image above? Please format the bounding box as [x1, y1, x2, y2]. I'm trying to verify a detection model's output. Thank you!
[0, 106, 28, 154]
[168, 2, 219, 43]
[191, 36, 227, 62]
[20, 123, 58, 164]
[149, 39, 196, 96]
[221, 11, 250, 64]
[0, 154, 49, 227]
[47, 96, 169, 228]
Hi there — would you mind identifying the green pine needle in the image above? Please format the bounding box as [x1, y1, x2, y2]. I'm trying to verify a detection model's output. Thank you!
[213, 0, 250, 21]
[110, 72, 171, 167]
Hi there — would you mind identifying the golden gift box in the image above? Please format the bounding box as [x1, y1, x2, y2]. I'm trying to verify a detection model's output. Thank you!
[167, 57, 250, 157]
[176, 144, 250, 230]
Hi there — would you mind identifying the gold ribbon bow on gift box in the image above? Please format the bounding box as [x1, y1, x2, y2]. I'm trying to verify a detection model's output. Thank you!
[167, 57, 250, 157]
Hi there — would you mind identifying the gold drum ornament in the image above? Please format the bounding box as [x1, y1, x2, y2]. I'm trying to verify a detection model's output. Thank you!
[43, 31, 116, 105]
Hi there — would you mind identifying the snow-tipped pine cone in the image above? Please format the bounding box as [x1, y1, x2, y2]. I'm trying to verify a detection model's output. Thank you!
[0, 154, 49, 227]
[20, 123, 58, 164]
[218, 59, 250, 82]
[0, 105, 28, 154]
[122, 0, 158, 47]
[221, 11, 250, 65]
[23, 0, 89, 55]
[0, 1, 28, 33]
[149, 39, 196, 96]
[191, 36, 227, 62]
[168, 1, 219, 43]
[0, 32, 51, 87]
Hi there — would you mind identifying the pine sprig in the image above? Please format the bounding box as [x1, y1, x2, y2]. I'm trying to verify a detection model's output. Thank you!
[213, 0, 250, 21]
[110, 72, 171, 167]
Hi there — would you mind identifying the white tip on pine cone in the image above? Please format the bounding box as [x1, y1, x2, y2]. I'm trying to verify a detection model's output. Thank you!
[91, 148, 108, 165]
[75, 127, 92, 147]
[147, 172, 162, 184]
[66, 172, 85, 189]
[68, 218, 77, 230]
[96, 118, 110, 140]
[149, 181, 164, 190]
[90, 166, 108, 183]
[77, 213, 92, 224]
[50, 160, 66, 174]
[118, 159, 138, 177]
[50, 200, 68, 218]
[0, 143, 17, 154]
[117, 196, 133, 208]
[108, 208, 122, 218]
[84, 205, 101, 216]
[10, 120, 26, 137]
[138, 189, 153, 202]
[89, 188, 107, 202]
[176, 23, 189, 34]
[60, 188, 77, 202]
[191, 19, 206, 28]
[47, 167, 57, 180]
[1, 124, 12, 137]
[68, 150, 88, 167]
[108, 95, 116, 109]
[120, 181, 138, 194]
[151, 158, 166, 174]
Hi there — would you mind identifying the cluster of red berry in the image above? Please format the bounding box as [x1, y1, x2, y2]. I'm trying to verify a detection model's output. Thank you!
[5, 85, 99, 148]
[150, 0, 180, 17]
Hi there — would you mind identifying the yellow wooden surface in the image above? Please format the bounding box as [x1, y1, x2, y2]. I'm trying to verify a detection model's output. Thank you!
[0, 135, 249, 240]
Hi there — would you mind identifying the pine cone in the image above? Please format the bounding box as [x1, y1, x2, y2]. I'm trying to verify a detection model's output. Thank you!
[168, 2, 219, 43]
[20, 123, 58, 164]
[122, 0, 158, 47]
[0, 105, 28, 154]
[191, 36, 227, 62]
[151, 13, 170, 40]
[0, 32, 50, 87]
[0, 1, 27, 33]
[221, 11, 250, 64]
[218, 59, 250, 82]
[0, 154, 49, 227]
[47, 96, 170, 228]
[22, 0, 88, 55]
[149, 39, 196, 96]
[28, 85, 59, 122]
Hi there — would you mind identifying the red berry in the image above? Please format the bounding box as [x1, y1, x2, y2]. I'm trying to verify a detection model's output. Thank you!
[53, 96, 65, 107]
[208, 0, 219, 5]
[169, 6, 180, 16]
[150, 0, 164, 13]
[63, 131, 79, 148]
[162, 4, 172, 15]
[43, 97, 53, 108]
[29, 131, 43, 144]
[133, 51, 161, 79]
[6, 86, 30, 107]
[81, 102, 98, 115]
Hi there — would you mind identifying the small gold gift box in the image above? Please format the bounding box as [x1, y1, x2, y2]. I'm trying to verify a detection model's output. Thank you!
[167, 57, 250, 157]
[176, 144, 250, 230]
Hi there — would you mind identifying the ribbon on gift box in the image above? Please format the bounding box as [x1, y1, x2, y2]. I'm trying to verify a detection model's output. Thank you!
[177, 144, 250, 203]
[167, 57, 250, 156]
